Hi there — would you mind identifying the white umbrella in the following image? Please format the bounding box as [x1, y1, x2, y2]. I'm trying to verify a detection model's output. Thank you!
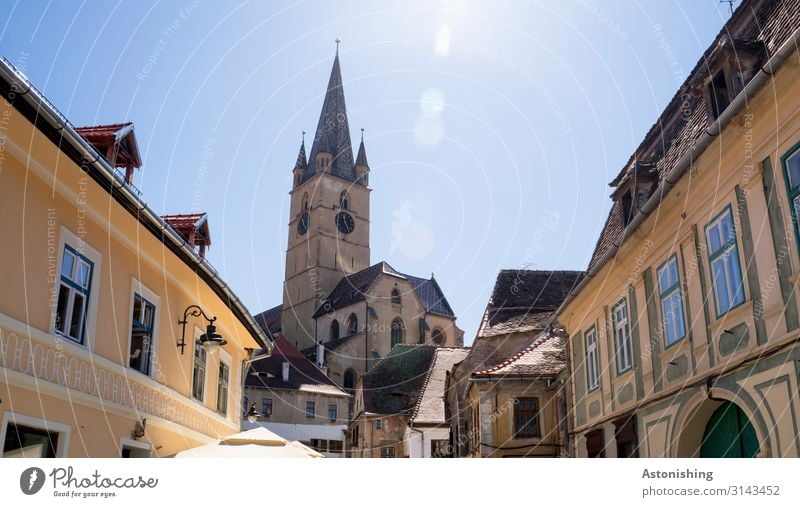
[175, 427, 324, 458]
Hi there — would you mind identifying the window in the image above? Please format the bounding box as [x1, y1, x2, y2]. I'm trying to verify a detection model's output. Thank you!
[330, 320, 339, 341]
[54, 244, 93, 344]
[431, 328, 445, 345]
[584, 327, 600, 391]
[302, 192, 309, 211]
[340, 191, 350, 210]
[261, 398, 273, 418]
[621, 190, 634, 226]
[343, 369, 356, 391]
[391, 288, 401, 305]
[192, 342, 207, 401]
[310, 439, 326, 452]
[390, 318, 405, 348]
[513, 397, 540, 439]
[657, 256, 686, 347]
[306, 401, 315, 419]
[612, 299, 633, 373]
[329, 440, 343, 453]
[346, 313, 358, 335]
[705, 207, 745, 316]
[614, 415, 639, 458]
[380, 446, 395, 458]
[216, 360, 230, 416]
[782, 144, 800, 249]
[374, 419, 382, 430]
[351, 425, 359, 447]
[2, 424, 59, 458]
[328, 404, 337, 422]
[129, 294, 156, 375]
[431, 440, 449, 458]
[708, 70, 730, 120]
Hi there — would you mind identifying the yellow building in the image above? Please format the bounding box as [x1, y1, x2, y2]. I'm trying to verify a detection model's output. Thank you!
[559, 0, 800, 458]
[0, 59, 269, 457]
[446, 270, 581, 457]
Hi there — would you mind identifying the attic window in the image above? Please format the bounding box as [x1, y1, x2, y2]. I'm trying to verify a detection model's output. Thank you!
[621, 191, 634, 227]
[708, 70, 730, 120]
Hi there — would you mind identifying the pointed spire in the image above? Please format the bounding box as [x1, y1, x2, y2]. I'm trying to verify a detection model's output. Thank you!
[294, 131, 307, 171]
[355, 128, 369, 168]
[304, 48, 357, 184]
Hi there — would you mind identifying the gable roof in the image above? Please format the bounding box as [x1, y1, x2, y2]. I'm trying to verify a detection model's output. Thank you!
[246, 334, 348, 397]
[254, 304, 283, 335]
[478, 270, 583, 337]
[410, 347, 470, 425]
[312, 261, 456, 318]
[75, 122, 142, 169]
[471, 330, 566, 378]
[161, 212, 211, 249]
[587, 0, 800, 272]
[361, 345, 437, 415]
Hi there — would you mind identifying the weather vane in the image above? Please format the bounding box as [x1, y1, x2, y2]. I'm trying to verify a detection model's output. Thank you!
[720, 0, 736, 14]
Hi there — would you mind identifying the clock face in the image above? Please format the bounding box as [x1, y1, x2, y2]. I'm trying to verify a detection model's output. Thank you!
[335, 211, 355, 234]
[297, 212, 310, 235]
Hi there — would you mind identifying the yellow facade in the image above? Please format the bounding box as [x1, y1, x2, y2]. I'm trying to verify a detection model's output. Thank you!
[560, 23, 800, 457]
[0, 66, 267, 457]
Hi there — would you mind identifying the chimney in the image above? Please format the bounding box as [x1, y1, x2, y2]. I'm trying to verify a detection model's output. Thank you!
[282, 362, 290, 383]
[316, 342, 325, 369]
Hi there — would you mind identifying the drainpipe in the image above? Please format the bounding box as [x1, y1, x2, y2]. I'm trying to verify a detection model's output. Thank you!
[552, 27, 800, 320]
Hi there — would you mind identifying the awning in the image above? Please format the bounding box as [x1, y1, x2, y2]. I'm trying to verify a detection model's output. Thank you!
[174, 427, 324, 458]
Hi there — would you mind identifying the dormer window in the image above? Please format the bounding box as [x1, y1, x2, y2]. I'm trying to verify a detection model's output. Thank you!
[708, 70, 731, 121]
[621, 191, 634, 227]
[614, 161, 657, 228]
[316, 153, 332, 172]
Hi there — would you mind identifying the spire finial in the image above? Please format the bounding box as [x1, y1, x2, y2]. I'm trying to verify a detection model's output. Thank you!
[302, 130, 306, 144]
[335, 38, 341, 54]
[360, 128, 364, 141]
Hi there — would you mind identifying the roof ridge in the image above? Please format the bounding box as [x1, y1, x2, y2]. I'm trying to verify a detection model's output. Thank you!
[409, 347, 441, 421]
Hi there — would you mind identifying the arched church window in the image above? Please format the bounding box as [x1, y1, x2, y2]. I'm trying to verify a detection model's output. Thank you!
[347, 313, 358, 335]
[391, 288, 401, 305]
[343, 369, 356, 391]
[340, 191, 350, 210]
[302, 192, 309, 211]
[432, 328, 445, 345]
[330, 319, 339, 341]
[391, 318, 405, 348]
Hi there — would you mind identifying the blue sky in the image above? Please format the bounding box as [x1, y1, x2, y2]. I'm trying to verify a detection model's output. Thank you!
[0, 1, 733, 344]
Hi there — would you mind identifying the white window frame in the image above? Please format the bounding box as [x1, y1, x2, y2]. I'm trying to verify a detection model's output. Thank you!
[192, 327, 210, 403]
[127, 279, 160, 377]
[216, 348, 232, 417]
[51, 227, 102, 350]
[119, 437, 152, 458]
[0, 412, 71, 458]
[584, 326, 599, 391]
[612, 299, 633, 373]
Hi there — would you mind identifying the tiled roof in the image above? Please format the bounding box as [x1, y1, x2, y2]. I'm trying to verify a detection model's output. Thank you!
[75, 122, 141, 169]
[472, 330, 566, 378]
[254, 304, 283, 335]
[161, 212, 211, 248]
[361, 345, 437, 415]
[302, 53, 360, 185]
[588, 0, 800, 271]
[246, 334, 349, 397]
[312, 261, 456, 318]
[478, 270, 583, 337]
[410, 347, 470, 424]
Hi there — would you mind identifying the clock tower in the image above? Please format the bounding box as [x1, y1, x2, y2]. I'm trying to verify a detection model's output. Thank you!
[282, 49, 371, 351]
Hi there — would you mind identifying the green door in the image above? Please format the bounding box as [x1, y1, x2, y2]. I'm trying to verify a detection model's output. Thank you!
[700, 402, 759, 458]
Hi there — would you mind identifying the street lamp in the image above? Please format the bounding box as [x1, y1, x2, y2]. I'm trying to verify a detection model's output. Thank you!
[246, 402, 260, 423]
[177, 304, 227, 355]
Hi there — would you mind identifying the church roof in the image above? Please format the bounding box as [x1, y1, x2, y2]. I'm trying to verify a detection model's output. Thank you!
[311, 261, 456, 318]
[355, 137, 368, 167]
[294, 139, 307, 172]
[302, 53, 360, 185]
[254, 303, 283, 335]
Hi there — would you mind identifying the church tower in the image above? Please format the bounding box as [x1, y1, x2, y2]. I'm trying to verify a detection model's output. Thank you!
[282, 48, 371, 351]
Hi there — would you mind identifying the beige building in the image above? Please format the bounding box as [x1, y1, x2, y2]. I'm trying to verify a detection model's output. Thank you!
[244, 334, 349, 457]
[257, 49, 463, 393]
[560, 0, 800, 458]
[0, 60, 269, 458]
[446, 270, 581, 457]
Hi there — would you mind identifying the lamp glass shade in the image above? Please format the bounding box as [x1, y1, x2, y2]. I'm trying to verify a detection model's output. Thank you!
[197, 323, 227, 350]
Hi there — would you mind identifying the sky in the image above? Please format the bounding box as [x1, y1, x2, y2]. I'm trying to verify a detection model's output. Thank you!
[0, 1, 735, 345]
